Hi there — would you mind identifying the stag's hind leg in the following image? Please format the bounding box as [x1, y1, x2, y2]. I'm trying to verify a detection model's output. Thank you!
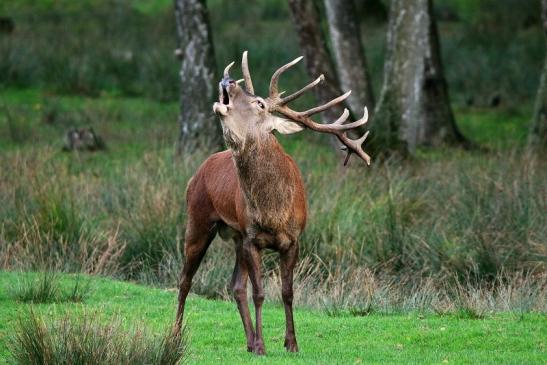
[280, 244, 299, 352]
[231, 237, 255, 352]
[174, 217, 216, 334]
[244, 239, 266, 355]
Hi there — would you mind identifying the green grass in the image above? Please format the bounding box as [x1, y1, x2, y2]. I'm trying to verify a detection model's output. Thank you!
[0, 272, 545, 364]
[456, 106, 531, 147]
[9, 271, 91, 303]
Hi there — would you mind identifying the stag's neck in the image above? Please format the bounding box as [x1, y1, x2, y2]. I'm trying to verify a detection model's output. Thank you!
[230, 133, 299, 231]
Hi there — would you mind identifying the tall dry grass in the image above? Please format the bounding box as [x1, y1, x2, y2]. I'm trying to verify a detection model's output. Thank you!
[1, 144, 545, 314]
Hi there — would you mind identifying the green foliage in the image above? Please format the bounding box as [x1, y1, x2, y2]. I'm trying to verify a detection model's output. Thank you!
[9, 309, 187, 365]
[0, 0, 543, 107]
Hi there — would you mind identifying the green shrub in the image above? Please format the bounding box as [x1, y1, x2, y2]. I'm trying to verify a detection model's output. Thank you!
[9, 310, 187, 365]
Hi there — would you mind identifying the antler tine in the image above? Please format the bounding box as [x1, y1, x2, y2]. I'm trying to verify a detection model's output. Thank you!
[334, 108, 350, 125]
[339, 106, 369, 130]
[279, 75, 325, 105]
[241, 51, 254, 94]
[301, 90, 351, 116]
[269, 56, 303, 98]
[275, 105, 371, 165]
[340, 130, 371, 166]
[223, 61, 235, 78]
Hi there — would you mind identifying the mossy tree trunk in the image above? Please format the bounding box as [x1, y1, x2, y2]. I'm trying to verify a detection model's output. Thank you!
[373, 0, 466, 154]
[287, 0, 344, 126]
[174, 0, 222, 153]
[324, 0, 375, 115]
[528, 0, 547, 148]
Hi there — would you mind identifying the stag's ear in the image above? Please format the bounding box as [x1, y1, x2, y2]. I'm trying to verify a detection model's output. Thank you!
[269, 116, 305, 135]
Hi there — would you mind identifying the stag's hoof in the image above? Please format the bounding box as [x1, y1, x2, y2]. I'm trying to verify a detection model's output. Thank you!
[284, 338, 299, 352]
[253, 341, 266, 355]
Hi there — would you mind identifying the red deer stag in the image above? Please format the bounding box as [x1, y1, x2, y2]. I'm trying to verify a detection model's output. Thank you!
[174, 51, 371, 355]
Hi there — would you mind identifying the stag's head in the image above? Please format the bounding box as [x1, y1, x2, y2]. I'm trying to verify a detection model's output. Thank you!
[213, 52, 304, 147]
[213, 51, 372, 165]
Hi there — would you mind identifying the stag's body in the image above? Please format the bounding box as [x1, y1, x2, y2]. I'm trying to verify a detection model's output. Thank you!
[174, 52, 370, 355]
[187, 137, 307, 254]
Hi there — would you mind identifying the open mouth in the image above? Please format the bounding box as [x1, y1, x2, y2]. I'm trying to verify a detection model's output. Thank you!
[222, 86, 230, 105]
[213, 78, 235, 116]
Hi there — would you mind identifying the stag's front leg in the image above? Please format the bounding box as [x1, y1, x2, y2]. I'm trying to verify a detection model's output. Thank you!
[231, 239, 255, 352]
[280, 244, 299, 352]
[244, 239, 266, 355]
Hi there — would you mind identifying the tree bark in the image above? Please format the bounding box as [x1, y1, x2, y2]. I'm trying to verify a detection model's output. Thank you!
[287, 0, 348, 151]
[324, 0, 375, 115]
[528, 0, 547, 148]
[373, 0, 466, 154]
[174, 0, 222, 152]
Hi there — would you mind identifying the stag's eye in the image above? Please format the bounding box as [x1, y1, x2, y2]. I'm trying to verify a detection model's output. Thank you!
[256, 100, 265, 109]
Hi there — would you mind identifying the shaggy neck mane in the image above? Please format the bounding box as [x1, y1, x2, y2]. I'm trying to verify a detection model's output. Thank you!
[230, 133, 297, 231]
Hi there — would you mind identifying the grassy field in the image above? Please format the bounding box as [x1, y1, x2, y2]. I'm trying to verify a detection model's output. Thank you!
[1, 272, 545, 365]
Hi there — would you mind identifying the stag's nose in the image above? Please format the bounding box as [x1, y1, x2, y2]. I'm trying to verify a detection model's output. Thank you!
[220, 77, 233, 89]
[220, 77, 237, 91]
[219, 78, 237, 105]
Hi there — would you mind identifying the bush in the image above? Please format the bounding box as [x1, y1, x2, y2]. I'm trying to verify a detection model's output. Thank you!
[9, 310, 187, 365]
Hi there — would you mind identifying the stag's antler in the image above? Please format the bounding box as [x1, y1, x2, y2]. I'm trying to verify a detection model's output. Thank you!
[267, 57, 371, 166]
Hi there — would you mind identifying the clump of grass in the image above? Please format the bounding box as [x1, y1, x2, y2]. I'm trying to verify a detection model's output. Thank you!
[65, 274, 92, 302]
[9, 310, 187, 365]
[10, 271, 60, 304]
[10, 272, 92, 304]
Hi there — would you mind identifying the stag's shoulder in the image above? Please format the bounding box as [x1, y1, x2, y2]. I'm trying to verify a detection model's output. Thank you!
[190, 150, 239, 195]
[186, 150, 239, 206]
[191, 150, 233, 177]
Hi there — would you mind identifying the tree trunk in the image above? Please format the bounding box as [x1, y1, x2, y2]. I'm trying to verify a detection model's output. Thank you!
[287, 0, 347, 151]
[174, 0, 222, 152]
[354, 0, 388, 21]
[373, 0, 466, 154]
[324, 0, 375, 115]
[528, 0, 547, 148]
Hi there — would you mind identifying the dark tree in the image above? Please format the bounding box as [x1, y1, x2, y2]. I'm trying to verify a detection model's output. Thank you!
[287, 0, 347, 151]
[324, 0, 375, 115]
[373, 0, 466, 154]
[174, 0, 222, 152]
[528, 0, 547, 148]
[354, 0, 388, 22]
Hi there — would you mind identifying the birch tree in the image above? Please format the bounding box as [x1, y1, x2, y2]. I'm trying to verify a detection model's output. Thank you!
[373, 0, 467, 154]
[324, 0, 375, 114]
[528, 0, 547, 148]
[174, 0, 221, 152]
